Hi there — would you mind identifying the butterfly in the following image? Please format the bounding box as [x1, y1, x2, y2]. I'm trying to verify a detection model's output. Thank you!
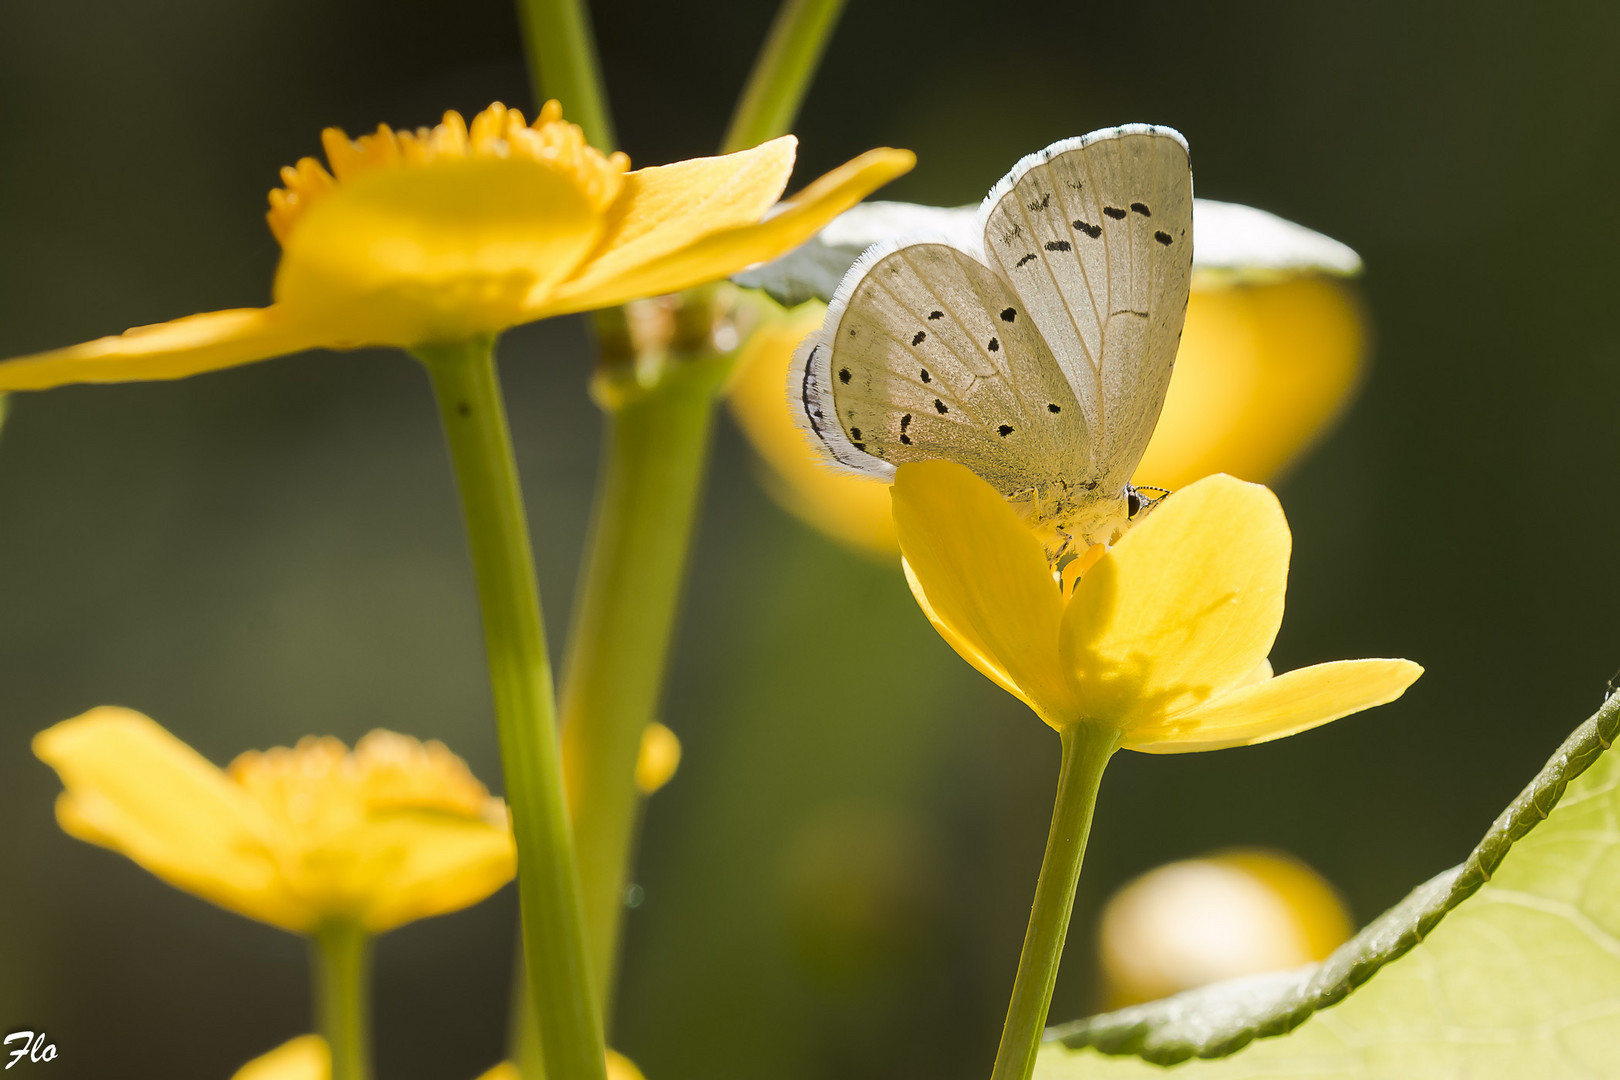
[793, 125, 1193, 562]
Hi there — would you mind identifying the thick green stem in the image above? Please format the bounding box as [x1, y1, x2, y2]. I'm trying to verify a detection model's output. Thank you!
[564, 357, 728, 1017]
[990, 722, 1119, 1080]
[312, 920, 372, 1080]
[722, 0, 851, 153]
[516, 0, 615, 151]
[417, 337, 606, 1080]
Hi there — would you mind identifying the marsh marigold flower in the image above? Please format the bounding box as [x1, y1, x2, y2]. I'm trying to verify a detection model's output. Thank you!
[1096, 849, 1353, 1008]
[34, 707, 514, 933]
[727, 200, 1364, 556]
[228, 1037, 644, 1080]
[0, 103, 912, 391]
[891, 461, 1419, 747]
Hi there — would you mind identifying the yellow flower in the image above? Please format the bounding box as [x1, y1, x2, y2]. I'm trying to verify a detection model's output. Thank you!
[1134, 276, 1363, 489]
[0, 102, 913, 392]
[726, 205, 1364, 558]
[635, 721, 682, 795]
[34, 707, 515, 933]
[891, 460, 1420, 747]
[229, 1039, 645, 1080]
[1096, 849, 1353, 1008]
[231, 1036, 328, 1080]
[476, 1050, 645, 1080]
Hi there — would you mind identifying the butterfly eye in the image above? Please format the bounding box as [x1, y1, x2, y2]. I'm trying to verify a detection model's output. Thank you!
[1126, 491, 1143, 519]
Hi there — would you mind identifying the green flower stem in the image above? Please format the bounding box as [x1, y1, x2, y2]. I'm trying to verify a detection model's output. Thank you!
[564, 352, 730, 1013]
[416, 337, 606, 1080]
[722, 0, 851, 154]
[516, 0, 615, 151]
[990, 721, 1120, 1080]
[312, 920, 372, 1080]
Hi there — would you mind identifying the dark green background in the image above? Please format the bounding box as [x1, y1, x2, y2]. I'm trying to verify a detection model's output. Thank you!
[2, 2, 1617, 1078]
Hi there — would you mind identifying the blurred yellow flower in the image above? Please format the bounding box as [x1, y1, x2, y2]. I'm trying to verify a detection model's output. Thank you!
[231, 1036, 328, 1080]
[1096, 849, 1353, 1008]
[1136, 277, 1363, 489]
[0, 102, 913, 392]
[635, 721, 682, 795]
[891, 460, 1419, 747]
[231, 1039, 645, 1080]
[477, 1049, 645, 1080]
[34, 707, 514, 933]
[726, 217, 1365, 558]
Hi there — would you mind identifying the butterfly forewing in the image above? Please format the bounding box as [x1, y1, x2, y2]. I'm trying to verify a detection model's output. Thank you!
[800, 242, 1088, 497]
[980, 127, 1192, 492]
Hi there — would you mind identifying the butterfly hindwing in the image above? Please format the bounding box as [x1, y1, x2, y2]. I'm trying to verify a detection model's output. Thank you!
[980, 126, 1193, 492]
[798, 241, 1088, 497]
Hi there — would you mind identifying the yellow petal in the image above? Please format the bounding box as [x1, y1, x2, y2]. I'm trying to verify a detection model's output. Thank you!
[543, 147, 916, 316]
[34, 707, 310, 930]
[1133, 277, 1365, 488]
[473, 1050, 641, 1080]
[1124, 658, 1423, 753]
[0, 308, 329, 393]
[724, 299, 900, 555]
[892, 460, 1075, 726]
[1061, 474, 1289, 729]
[275, 154, 607, 345]
[314, 811, 514, 933]
[607, 1049, 647, 1080]
[555, 137, 798, 306]
[231, 1036, 329, 1080]
[635, 721, 683, 795]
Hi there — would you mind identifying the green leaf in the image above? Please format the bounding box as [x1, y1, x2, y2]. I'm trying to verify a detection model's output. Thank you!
[1039, 693, 1620, 1077]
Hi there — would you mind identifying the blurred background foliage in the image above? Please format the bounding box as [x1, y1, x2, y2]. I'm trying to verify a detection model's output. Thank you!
[2, 2, 1619, 1078]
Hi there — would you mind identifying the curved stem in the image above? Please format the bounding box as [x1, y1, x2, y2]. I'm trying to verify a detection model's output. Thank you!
[312, 920, 372, 1080]
[564, 356, 728, 1017]
[990, 722, 1119, 1080]
[721, 0, 851, 153]
[516, 0, 616, 151]
[416, 337, 606, 1080]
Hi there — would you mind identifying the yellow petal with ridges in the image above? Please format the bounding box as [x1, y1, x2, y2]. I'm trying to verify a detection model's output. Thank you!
[542, 147, 916, 317]
[338, 811, 515, 932]
[893, 461, 1074, 725]
[558, 137, 798, 303]
[1124, 658, 1423, 753]
[34, 707, 309, 930]
[0, 307, 329, 393]
[231, 1035, 329, 1080]
[275, 154, 605, 345]
[1061, 474, 1288, 728]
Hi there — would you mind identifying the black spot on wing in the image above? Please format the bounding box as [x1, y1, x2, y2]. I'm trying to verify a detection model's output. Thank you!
[850, 427, 862, 439]
[1027, 192, 1050, 211]
[912, 331, 926, 346]
[1000, 307, 1017, 322]
[839, 368, 852, 384]
[1047, 403, 1061, 413]
[852, 442, 866, 451]
[987, 337, 1000, 352]
[1016, 253, 1037, 267]
[997, 424, 1014, 437]
[1154, 231, 1173, 246]
[934, 399, 948, 414]
[928, 310, 944, 320]
[1072, 220, 1102, 239]
[920, 368, 932, 383]
[1044, 240, 1071, 252]
[1103, 206, 1127, 220]
[1130, 202, 1151, 216]
[899, 434, 911, 445]
[900, 414, 912, 432]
